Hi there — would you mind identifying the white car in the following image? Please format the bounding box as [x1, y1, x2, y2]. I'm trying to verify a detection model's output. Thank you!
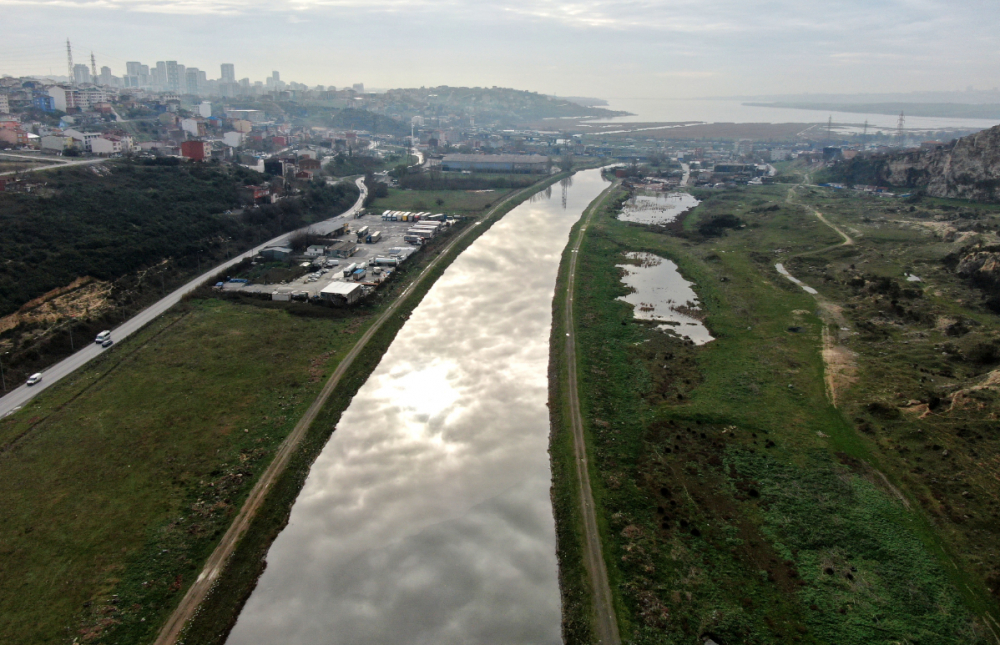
[26, 373, 42, 386]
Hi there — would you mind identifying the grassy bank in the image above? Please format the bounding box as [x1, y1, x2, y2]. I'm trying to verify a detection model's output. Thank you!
[370, 187, 510, 213]
[0, 299, 364, 644]
[554, 182, 999, 643]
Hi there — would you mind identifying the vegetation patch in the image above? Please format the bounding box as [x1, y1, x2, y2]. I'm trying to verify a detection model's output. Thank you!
[553, 177, 1000, 643]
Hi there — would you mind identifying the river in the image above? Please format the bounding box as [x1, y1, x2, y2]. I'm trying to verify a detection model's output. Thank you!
[226, 168, 612, 645]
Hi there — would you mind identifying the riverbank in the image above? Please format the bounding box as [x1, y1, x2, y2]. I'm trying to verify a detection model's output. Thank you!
[549, 179, 996, 643]
[173, 166, 600, 645]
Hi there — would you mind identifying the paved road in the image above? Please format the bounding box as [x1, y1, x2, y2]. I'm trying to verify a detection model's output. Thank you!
[563, 179, 622, 645]
[152, 177, 550, 645]
[0, 177, 367, 419]
[0, 153, 105, 177]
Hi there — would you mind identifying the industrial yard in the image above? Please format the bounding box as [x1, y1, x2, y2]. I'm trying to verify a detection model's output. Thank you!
[218, 209, 455, 305]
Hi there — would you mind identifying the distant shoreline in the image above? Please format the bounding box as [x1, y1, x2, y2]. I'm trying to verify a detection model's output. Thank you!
[744, 101, 1000, 120]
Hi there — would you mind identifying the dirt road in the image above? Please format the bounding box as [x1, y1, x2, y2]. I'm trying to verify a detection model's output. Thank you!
[562, 180, 621, 645]
[153, 179, 563, 645]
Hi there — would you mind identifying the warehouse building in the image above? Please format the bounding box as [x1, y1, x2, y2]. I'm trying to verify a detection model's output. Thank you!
[440, 153, 550, 174]
[321, 282, 364, 305]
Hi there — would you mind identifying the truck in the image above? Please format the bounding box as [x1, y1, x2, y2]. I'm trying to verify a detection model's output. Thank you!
[342, 262, 358, 277]
[352, 268, 367, 281]
[355, 225, 369, 241]
[374, 256, 399, 266]
[407, 227, 435, 239]
[366, 230, 382, 243]
[403, 234, 423, 245]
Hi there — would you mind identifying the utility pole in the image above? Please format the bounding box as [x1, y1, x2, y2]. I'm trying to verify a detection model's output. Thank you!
[66, 39, 74, 84]
[0, 352, 7, 393]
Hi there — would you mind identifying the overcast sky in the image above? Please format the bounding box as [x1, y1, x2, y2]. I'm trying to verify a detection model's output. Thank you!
[2, 0, 998, 99]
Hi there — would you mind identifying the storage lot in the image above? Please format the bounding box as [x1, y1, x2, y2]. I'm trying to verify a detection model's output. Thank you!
[229, 212, 452, 301]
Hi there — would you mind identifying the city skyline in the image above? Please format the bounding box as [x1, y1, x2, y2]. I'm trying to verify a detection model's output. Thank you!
[1, 0, 998, 100]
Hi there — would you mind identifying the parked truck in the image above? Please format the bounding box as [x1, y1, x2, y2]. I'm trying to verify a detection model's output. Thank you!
[355, 225, 369, 241]
[366, 230, 382, 243]
[403, 234, 423, 245]
[352, 268, 367, 281]
[408, 227, 435, 239]
[342, 262, 358, 277]
[374, 256, 399, 266]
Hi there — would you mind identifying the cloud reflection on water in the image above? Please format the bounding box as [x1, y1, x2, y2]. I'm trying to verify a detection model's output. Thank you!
[227, 168, 611, 645]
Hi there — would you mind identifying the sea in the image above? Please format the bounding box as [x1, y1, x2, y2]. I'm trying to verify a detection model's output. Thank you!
[591, 98, 999, 134]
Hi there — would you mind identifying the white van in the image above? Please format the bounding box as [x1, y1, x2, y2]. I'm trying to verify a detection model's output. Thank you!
[95, 330, 111, 344]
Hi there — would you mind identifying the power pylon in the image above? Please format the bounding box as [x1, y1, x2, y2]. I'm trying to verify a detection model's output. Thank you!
[896, 112, 906, 147]
[90, 52, 97, 79]
[66, 39, 74, 83]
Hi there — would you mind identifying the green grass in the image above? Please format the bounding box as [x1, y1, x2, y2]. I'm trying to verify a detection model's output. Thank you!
[371, 187, 511, 213]
[0, 299, 370, 644]
[553, 181, 995, 643]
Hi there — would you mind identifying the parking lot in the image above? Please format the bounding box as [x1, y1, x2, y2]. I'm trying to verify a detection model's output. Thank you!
[226, 211, 451, 300]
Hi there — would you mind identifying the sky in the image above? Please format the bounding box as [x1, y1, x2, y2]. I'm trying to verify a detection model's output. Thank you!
[2, 0, 999, 99]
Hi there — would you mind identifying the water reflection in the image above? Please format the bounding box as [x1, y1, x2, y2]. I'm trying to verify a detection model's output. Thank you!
[617, 252, 714, 345]
[619, 192, 699, 226]
[227, 168, 612, 645]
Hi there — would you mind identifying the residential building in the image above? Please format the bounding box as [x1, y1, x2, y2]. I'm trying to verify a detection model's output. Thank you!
[48, 86, 79, 112]
[164, 61, 182, 93]
[73, 64, 91, 85]
[223, 131, 243, 147]
[32, 95, 54, 112]
[185, 68, 201, 95]
[180, 140, 208, 161]
[198, 101, 212, 118]
[0, 93, 8, 114]
[181, 118, 204, 137]
[63, 129, 102, 151]
[220, 63, 235, 83]
[91, 136, 123, 155]
[41, 135, 74, 152]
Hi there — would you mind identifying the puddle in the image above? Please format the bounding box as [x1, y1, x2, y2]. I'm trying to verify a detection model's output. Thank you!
[775, 263, 818, 295]
[617, 252, 714, 345]
[618, 192, 699, 225]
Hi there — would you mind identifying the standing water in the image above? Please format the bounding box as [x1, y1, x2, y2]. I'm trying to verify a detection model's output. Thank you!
[227, 169, 612, 645]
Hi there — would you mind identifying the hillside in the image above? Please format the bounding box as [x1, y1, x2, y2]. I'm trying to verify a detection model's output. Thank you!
[832, 124, 1000, 201]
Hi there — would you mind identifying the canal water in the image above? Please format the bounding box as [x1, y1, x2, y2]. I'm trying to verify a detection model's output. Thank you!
[227, 168, 611, 645]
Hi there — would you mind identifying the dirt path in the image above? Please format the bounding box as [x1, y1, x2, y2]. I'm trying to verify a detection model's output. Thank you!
[562, 180, 621, 645]
[782, 185, 859, 407]
[153, 180, 554, 645]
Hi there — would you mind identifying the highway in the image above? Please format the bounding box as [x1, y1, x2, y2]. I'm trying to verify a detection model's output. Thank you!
[0, 177, 367, 418]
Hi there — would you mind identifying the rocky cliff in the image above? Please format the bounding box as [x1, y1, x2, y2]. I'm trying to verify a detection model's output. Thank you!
[837, 124, 1000, 202]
